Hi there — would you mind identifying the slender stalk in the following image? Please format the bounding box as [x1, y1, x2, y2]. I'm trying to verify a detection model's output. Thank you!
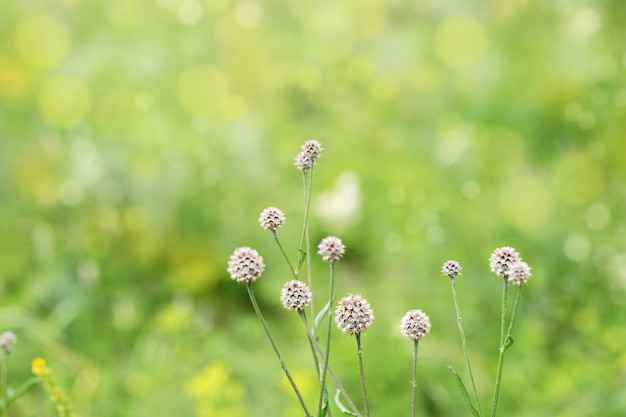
[298, 311, 362, 417]
[272, 231, 297, 279]
[356, 334, 370, 417]
[297, 167, 316, 320]
[411, 340, 419, 417]
[1, 353, 8, 417]
[450, 278, 483, 415]
[490, 284, 523, 417]
[246, 283, 311, 417]
[318, 261, 336, 416]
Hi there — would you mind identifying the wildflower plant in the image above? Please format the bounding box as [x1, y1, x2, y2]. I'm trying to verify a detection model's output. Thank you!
[226, 141, 533, 417]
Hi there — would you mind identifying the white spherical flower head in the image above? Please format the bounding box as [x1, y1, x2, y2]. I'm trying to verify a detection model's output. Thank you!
[259, 207, 286, 231]
[507, 261, 532, 285]
[400, 310, 431, 341]
[318, 236, 345, 263]
[227, 247, 265, 283]
[294, 151, 313, 172]
[280, 280, 312, 311]
[489, 246, 521, 277]
[441, 260, 462, 279]
[334, 294, 374, 335]
[301, 140, 323, 159]
[0, 331, 17, 354]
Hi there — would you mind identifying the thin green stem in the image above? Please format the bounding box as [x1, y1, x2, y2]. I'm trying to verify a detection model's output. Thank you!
[272, 231, 297, 279]
[491, 281, 522, 417]
[318, 261, 336, 416]
[1, 354, 8, 417]
[450, 278, 483, 416]
[298, 311, 362, 417]
[356, 334, 370, 417]
[490, 278, 511, 417]
[499, 278, 509, 346]
[246, 283, 311, 417]
[297, 169, 316, 320]
[411, 340, 419, 417]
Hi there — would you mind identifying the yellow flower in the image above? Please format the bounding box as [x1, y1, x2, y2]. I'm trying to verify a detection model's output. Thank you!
[32, 357, 50, 376]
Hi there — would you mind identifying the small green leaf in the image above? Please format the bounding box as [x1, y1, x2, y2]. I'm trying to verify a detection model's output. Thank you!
[297, 249, 307, 269]
[504, 336, 514, 351]
[319, 386, 329, 417]
[334, 390, 357, 416]
[314, 301, 331, 333]
[448, 366, 481, 417]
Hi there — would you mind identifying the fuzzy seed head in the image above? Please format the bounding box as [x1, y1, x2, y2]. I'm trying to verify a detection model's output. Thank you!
[227, 247, 265, 283]
[259, 207, 286, 231]
[442, 260, 462, 279]
[318, 236, 345, 263]
[301, 140, 323, 159]
[507, 261, 532, 285]
[280, 280, 312, 311]
[0, 331, 17, 354]
[489, 246, 521, 277]
[334, 294, 374, 335]
[400, 310, 431, 341]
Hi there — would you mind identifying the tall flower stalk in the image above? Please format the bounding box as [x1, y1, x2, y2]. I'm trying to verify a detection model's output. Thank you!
[400, 310, 431, 417]
[442, 260, 483, 416]
[227, 247, 312, 417]
[489, 252, 531, 417]
[335, 294, 374, 417]
[316, 236, 344, 417]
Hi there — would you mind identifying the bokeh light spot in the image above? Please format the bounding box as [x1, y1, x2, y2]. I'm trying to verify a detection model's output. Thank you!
[435, 16, 487, 69]
[58, 180, 84, 206]
[16, 15, 70, 69]
[474, 128, 525, 177]
[177, 65, 228, 115]
[563, 234, 591, 261]
[498, 174, 553, 231]
[177, 0, 204, 25]
[296, 67, 322, 92]
[38, 75, 91, 127]
[584, 203, 610, 230]
[235, 1, 262, 28]
[552, 152, 604, 206]
[462, 180, 480, 199]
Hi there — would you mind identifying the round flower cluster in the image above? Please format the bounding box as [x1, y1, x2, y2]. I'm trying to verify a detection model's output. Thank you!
[335, 294, 374, 335]
[507, 261, 532, 285]
[294, 140, 323, 172]
[0, 331, 17, 354]
[227, 247, 265, 283]
[441, 260, 462, 279]
[280, 280, 313, 311]
[258, 207, 286, 231]
[489, 246, 521, 278]
[400, 310, 431, 341]
[317, 236, 345, 263]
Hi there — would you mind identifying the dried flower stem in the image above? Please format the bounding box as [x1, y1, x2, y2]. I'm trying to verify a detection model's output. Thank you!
[298, 311, 362, 417]
[356, 334, 370, 417]
[450, 278, 483, 415]
[245, 283, 311, 417]
[490, 284, 523, 417]
[318, 261, 336, 416]
[411, 339, 420, 417]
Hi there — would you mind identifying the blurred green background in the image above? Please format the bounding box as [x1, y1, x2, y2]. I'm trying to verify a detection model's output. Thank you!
[1, 0, 625, 416]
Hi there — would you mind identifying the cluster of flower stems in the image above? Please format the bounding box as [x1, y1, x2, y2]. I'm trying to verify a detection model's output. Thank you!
[227, 141, 532, 417]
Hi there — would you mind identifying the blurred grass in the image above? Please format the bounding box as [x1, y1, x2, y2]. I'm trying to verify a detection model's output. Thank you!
[1, 0, 626, 416]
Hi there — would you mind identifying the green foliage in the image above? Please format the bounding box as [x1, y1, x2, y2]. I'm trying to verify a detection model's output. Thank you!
[1, 0, 626, 416]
